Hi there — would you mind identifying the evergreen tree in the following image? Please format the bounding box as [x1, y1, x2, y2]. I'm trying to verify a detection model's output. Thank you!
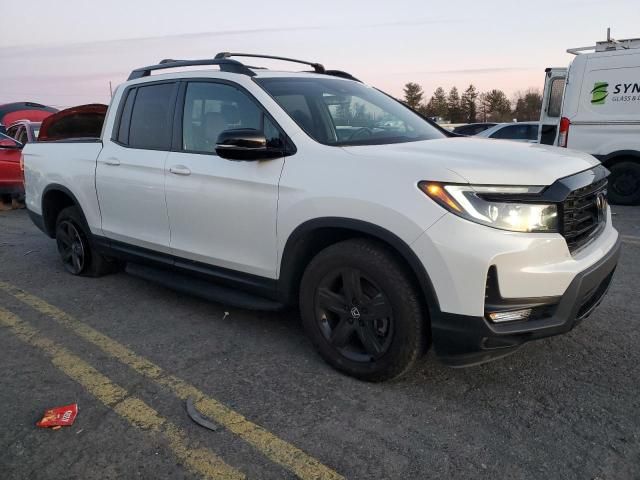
[460, 85, 478, 123]
[431, 87, 448, 119]
[447, 87, 462, 123]
[403, 82, 424, 109]
[484, 89, 512, 122]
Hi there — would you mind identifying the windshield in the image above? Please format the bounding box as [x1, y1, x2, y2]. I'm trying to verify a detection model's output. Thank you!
[256, 77, 445, 146]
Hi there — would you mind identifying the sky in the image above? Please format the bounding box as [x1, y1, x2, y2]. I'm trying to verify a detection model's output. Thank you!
[1, 0, 639, 109]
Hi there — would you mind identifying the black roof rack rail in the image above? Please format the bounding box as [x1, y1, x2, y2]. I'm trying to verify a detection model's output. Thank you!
[128, 54, 362, 83]
[215, 52, 326, 73]
[324, 70, 362, 83]
[127, 58, 255, 80]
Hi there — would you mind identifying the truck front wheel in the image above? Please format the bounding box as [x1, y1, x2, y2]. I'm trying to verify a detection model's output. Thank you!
[299, 238, 427, 382]
[608, 161, 640, 205]
[55, 206, 118, 276]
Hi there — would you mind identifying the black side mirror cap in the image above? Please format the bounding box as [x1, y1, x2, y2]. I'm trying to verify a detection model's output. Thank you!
[215, 128, 283, 161]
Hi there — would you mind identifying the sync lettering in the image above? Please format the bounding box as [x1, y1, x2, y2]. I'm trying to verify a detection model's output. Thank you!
[613, 83, 640, 94]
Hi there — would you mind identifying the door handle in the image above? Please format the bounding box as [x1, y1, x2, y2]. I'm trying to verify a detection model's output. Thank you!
[104, 157, 120, 166]
[169, 165, 191, 176]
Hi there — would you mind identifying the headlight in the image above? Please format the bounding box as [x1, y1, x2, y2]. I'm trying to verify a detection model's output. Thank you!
[418, 182, 558, 233]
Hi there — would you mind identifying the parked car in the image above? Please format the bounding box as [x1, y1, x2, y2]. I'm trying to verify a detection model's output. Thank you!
[0, 102, 57, 135]
[452, 122, 497, 135]
[0, 133, 24, 199]
[539, 30, 640, 205]
[476, 122, 540, 142]
[22, 53, 620, 381]
[6, 120, 41, 144]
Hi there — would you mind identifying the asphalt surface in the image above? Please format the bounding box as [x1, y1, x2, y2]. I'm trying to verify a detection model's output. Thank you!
[0, 206, 639, 480]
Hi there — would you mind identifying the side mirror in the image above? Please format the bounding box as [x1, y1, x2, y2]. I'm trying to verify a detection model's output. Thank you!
[0, 138, 21, 149]
[215, 128, 282, 161]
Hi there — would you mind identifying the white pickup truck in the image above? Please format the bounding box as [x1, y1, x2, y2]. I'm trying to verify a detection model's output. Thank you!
[23, 53, 621, 381]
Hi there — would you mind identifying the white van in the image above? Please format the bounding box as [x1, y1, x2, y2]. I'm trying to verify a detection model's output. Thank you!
[539, 31, 640, 205]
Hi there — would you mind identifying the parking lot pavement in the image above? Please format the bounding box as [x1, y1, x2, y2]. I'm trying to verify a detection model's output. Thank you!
[0, 207, 639, 480]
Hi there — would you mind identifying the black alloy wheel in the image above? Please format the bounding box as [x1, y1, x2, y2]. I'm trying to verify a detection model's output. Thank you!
[300, 238, 426, 382]
[315, 267, 394, 362]
[56, 219, 86, 274]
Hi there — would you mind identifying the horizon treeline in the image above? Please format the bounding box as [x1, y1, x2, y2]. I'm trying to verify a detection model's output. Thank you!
[402, 82, 543, 124]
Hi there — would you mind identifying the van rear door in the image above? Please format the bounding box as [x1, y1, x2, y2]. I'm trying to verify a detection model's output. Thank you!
[538, 68, 567, 145]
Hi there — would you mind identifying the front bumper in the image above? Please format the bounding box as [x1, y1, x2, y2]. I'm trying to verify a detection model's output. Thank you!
[431, 236, 621, 366]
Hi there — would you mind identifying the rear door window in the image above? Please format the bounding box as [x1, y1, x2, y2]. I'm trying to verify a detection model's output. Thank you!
[127, 83, 176, 150]
[16, 126, 28, 144]
[547, 78, 565, 118]
[6, 125, 19, 140]
[491, 124, 529, 140]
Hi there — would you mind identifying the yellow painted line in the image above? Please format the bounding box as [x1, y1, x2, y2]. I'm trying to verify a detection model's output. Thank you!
[0, 281, 344, 480]
[0, 306, 244, 480]
[621, 235, 640, 246]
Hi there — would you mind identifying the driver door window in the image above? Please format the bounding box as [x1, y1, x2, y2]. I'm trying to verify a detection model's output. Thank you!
[182, 82, 282, 154]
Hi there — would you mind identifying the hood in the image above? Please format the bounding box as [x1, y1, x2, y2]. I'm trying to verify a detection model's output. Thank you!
[343, 137, 600, 186]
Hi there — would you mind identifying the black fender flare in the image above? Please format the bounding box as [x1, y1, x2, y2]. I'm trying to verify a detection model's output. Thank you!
[41, 183, 90, 237]
[277, 217, 441, 315]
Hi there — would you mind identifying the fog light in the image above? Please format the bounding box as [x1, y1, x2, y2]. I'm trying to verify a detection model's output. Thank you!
[487, 309, 532, 323]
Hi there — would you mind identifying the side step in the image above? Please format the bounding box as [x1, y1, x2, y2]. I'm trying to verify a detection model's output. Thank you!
[125, 263, 285, 311]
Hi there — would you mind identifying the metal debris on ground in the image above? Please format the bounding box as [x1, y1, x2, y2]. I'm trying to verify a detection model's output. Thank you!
[186, 397, 219, 432]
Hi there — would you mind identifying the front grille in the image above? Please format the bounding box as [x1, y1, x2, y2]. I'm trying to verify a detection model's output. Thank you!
[561, 178, 608, 253]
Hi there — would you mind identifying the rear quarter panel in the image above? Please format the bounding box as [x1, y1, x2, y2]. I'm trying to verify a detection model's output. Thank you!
[23, 142, 104, 234]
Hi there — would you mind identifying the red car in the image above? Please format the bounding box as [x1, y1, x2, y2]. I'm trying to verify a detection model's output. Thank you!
[0, 102, 57, 135]
[0, 132, 24, 199]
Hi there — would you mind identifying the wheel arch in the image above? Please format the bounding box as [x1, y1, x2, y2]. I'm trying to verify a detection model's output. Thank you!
[598, 150, 640, 167]
[41, 184, 88, 238]
[278, 217, 440, 316]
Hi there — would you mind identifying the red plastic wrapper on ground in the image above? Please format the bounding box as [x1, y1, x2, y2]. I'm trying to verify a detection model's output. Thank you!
[36, 403, 78, 428]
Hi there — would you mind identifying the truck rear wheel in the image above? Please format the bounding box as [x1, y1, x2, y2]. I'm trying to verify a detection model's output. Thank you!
[299, 238, 426, 382]
[55, 206, 119, 277]
[608, 161, 640, 205]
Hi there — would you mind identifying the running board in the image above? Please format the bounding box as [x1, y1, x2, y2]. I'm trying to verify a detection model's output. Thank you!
[125, 263, 285, 311]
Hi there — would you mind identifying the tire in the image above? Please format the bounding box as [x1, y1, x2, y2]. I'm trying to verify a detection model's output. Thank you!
[608, 161, 640, 205]
[55, 206, 119, 277]
[299, 238, 427, 382]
